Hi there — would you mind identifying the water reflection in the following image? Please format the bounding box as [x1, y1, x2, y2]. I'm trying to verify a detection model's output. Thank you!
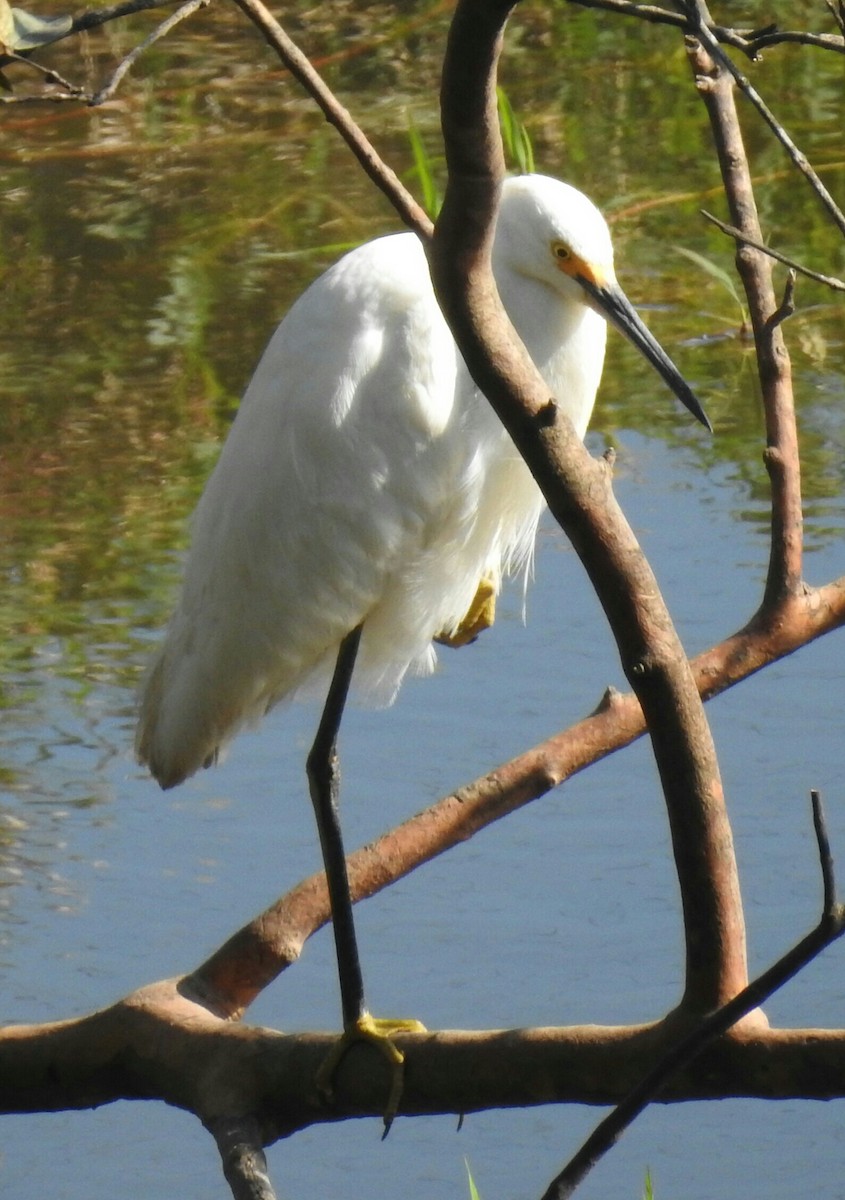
[0, 3, 843, 1197]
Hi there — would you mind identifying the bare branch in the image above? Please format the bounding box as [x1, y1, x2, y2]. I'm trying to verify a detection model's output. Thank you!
[681, 0, 845, 236]
[209, 1117, 278, 1200]
[89, 0, 210, 104]
[812, 790, 837, 920]
[540, 792, 845, 1200]
[229, 0, 431, 238]
[564, 0, 845, 55]
[736, 26, 845, 55]
[768, 269, 797, 330]
[69, 0, 183, 35]
[688, 36, 804, 603]
[701, 209, 845, 292]
[826, 0, 845, 37]
[0, 49, 82, 93]
[8, 979, 845, 1128]
[431, 0, 748, 1019]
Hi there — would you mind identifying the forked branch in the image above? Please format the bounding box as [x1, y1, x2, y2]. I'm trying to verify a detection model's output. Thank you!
[428, 0, 747, 1017]
[540, 792, 845, 1200]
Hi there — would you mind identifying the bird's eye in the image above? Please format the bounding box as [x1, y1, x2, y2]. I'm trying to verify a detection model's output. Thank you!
[552, 242, 571, 261]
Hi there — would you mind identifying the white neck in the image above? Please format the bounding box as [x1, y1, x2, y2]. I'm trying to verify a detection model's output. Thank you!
[496, 270, 607, 439]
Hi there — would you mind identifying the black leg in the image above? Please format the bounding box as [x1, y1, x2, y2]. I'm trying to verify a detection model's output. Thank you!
[306, 624, 366, 1029]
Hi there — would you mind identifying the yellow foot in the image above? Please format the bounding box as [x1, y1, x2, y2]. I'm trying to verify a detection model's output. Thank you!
[316, 1012, 427, 1136]
[435, 577, 497, 648]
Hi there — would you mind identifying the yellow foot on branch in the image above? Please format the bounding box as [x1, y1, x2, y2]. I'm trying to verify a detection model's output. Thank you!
[316, 1012, 427, 1136]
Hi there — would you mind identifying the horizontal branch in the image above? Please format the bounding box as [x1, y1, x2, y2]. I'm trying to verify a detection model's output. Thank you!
[191, 577, 845, 1016]
[563, 0, 845, 55]
[1, 802, 843, 1135]
[3, 984, 845, 1134]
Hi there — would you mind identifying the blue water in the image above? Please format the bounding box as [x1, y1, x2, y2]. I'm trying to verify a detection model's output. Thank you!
[2, 431, 845, 1199]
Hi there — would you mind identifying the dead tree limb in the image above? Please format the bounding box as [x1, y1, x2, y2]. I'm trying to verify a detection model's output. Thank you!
[541, 792, 845, 1200]
[428, 0, 748, 1019]
[701, 210, 845, 293]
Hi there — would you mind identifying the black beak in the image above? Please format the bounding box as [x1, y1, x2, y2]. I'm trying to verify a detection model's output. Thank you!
[579, 277, 712, 432]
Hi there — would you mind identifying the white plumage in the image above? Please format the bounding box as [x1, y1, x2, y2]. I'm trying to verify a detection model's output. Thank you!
[137, 173, 706, 789]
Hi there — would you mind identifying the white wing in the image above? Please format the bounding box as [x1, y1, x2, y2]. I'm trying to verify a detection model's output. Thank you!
[137, 231, 532, 786]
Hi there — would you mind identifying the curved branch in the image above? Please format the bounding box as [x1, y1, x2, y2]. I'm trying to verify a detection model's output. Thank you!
[429, 0, 747, 1017]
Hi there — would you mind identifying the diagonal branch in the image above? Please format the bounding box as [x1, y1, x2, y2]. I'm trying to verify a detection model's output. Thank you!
[540, 792, 845, 1200]
[701, 209, 845, 292]
[89, 0, 210, 104]
[189, 575, 845, 1017]
[679, 0, 845, 237]
[229, 0, 431, 238]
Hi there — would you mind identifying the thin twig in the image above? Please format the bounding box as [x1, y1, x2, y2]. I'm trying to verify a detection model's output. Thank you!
[89, 0, 210, 105]
[540, 794, 845, 1200]
[812, 791, 836, 919]
[0, 50, 82, 94]
[0, 90, 84, 102]
[680, 0, 845, 236]
[768, 270, 796, 331]
[230, 0, 431, 239]
[736, 27, 844, 55]
[564, 0, 844, 55]
[702, 209, 845, 291]
[824, 0, 845, 37]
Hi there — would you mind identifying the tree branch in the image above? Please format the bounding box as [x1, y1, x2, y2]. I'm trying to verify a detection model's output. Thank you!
[229, 0, 431, 238]
[429, 0, 747, 1018]
[541, 792, 845, 1200]
[210, 1117, 278, 1200]
[701, 209, 845, 292]
[679, 0, 845, 237]
[563, 0, 845, 55]
[686, 35, 804, 606]
[89, 0, 209, 104]
[185, 572, 845, 1018]
[5, 978, 845, 1131]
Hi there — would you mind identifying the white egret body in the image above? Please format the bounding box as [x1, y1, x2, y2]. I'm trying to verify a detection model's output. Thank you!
[136, 176, 707, 1106]
[137, 175, 706, 786]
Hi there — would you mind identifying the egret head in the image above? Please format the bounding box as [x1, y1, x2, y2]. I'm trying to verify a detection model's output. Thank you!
[495, 174, 711, 431]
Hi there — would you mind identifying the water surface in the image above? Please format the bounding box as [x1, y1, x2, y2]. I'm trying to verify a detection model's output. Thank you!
[1, 3, 844, 1197]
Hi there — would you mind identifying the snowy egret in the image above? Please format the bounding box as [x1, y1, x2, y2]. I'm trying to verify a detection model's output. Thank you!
[136, 173, 709, 1119]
